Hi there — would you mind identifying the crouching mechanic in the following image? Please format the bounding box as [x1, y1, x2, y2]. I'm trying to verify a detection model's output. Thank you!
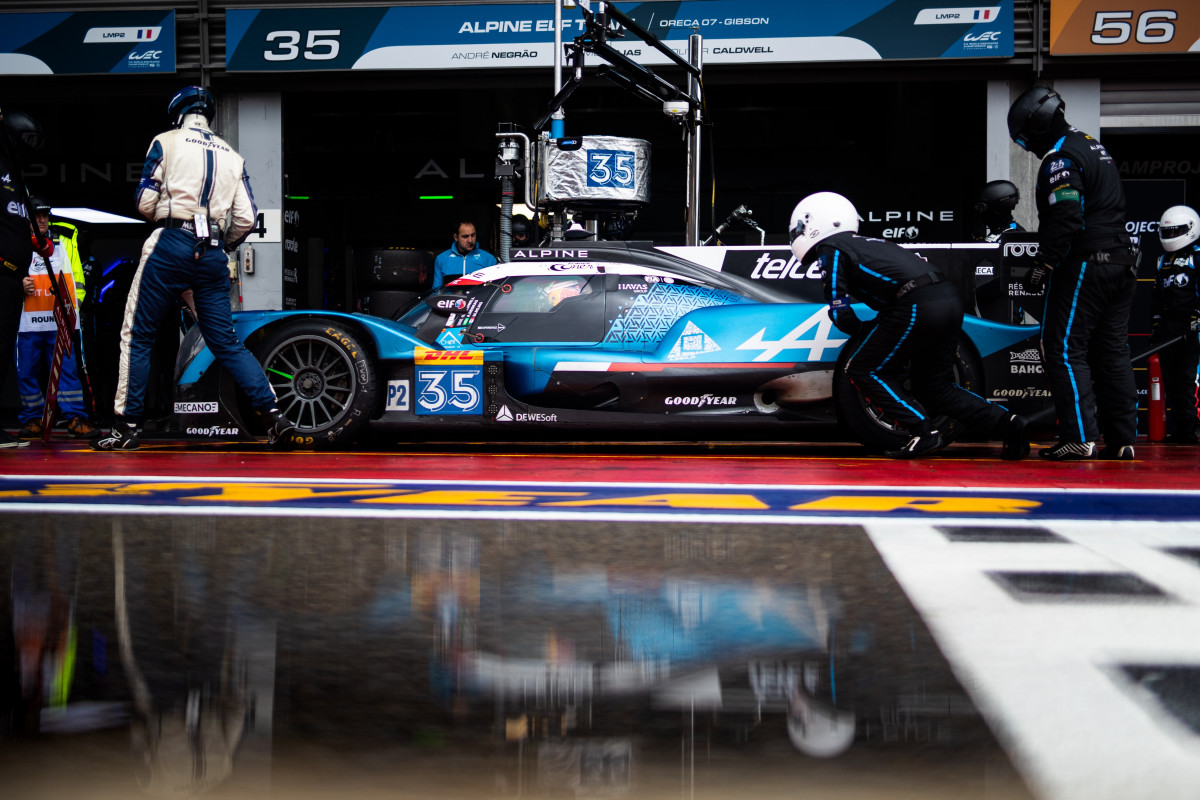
[94, 86, 294, 451]
[788, 192, 1030, 459]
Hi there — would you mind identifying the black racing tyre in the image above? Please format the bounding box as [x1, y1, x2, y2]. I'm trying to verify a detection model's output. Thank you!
[834, 328, 983, 452]
[256, 321, 378, 448]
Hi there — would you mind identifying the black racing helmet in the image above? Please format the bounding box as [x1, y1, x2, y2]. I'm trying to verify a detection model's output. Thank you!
[1, 108, 44, 155]
[974, 180, 1020, 219]
[168, 85, 216, 128]
[511, 214, 533, 244]
[1007, 86, 1065, 155]
[29, 195, 51, 214]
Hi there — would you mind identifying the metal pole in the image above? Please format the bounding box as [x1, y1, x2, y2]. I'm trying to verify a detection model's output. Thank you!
[552, 1, 566, 138]
[685, 33, 703, 246]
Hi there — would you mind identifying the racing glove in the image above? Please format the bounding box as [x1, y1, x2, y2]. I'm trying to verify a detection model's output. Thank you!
[828, 301, 862, 336]
[1023, 260, 1051, 294]
[31, 234, 53, 259]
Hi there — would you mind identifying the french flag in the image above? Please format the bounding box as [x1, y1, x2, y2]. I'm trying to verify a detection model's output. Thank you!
[974, 9, 992, 20]
[137, 29, 153, 39]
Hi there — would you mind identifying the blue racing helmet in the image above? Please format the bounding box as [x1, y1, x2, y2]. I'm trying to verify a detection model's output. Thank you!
[167, 86, 215, 128]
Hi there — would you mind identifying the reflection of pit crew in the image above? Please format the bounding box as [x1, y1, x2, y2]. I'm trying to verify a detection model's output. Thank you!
[789, 192, 1029, 459]
[1009, 86, 1138, 461]
[1150, 205, 1200, 444]
[971, 180, 1025, 242]
[94, 86, 294, 451]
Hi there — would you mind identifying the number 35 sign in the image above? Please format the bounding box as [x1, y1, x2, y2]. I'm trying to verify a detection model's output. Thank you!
[1051, 0, 1200, 55]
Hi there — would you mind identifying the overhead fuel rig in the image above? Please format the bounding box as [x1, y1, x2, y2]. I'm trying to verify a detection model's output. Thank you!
[494, 0, 705, 259]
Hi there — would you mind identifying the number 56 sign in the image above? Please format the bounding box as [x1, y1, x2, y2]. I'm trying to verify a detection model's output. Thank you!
[1051, 0, 1200, 54]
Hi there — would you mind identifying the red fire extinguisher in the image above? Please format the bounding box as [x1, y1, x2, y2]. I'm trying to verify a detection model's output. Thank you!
[1148, 353, 1166, 442]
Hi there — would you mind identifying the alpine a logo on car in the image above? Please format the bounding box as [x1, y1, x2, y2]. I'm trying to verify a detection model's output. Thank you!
[494, 405, 558, 423]
[913, 7, 1000, 24]
[186, 426, 239, 437]
[737, 306, 848, 361]
[174, 402, 218, 414]
[665, 394, 736, 408]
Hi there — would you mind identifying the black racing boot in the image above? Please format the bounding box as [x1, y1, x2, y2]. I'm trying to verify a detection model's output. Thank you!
[885, 429, 944, 459]
[92, 420, 142, 451]
[1039, 441, 1096, 460]
[1098, 444, 1135, 461]
[1001, 414, 1030, 461]
[263, 409, 296, 449]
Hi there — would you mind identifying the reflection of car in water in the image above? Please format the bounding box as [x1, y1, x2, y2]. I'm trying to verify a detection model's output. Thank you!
[173, 241, 1042, 449]
[420, 525, 986, 776]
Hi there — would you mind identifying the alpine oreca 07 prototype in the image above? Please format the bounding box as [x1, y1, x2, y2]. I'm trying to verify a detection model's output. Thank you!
[173, 241, 1042, 449]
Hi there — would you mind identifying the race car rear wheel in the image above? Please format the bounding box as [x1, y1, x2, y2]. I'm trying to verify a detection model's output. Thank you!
[257, 321, 378, 448]
[834, 330, 982, 452]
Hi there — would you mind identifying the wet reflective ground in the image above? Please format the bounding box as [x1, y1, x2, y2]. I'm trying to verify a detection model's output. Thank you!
[2, 514, 1035, 799]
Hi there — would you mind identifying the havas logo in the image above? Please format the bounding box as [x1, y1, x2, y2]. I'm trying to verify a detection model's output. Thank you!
[750, 253, 821, 280]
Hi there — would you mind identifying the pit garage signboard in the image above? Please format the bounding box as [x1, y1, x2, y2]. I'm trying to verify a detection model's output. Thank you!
[226, 0, 1014, 72]
[1050, 0, 1200, 55]
[0, 11, 175, 75]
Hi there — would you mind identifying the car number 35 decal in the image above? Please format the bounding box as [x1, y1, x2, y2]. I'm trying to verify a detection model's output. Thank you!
[415, 368, 483, 415]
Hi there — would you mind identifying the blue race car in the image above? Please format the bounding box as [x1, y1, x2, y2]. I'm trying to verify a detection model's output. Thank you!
[173, 241, 1041, 449]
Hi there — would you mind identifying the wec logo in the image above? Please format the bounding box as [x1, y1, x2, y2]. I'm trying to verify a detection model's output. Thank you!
[964, 31, 1001, 42]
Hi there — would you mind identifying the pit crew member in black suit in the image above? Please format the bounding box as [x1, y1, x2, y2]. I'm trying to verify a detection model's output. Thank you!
[1008, 85, 1138, 461]
[788, 191, 1030, 459]
[1150, 205, 1200, 444]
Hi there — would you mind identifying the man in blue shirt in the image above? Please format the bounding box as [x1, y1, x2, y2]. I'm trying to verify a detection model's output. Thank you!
[432, 220, 497, 289]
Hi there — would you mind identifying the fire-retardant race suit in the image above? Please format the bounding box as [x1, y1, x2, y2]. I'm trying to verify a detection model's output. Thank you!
[1009, 86, 1137, 460]
[815, 232, 1015, 455]
[1150, 209, 1200, 443]
[95, 86, 293, 451]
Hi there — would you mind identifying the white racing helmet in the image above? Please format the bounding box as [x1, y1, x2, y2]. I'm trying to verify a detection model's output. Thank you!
[1158, 205, 1200, 253]
[789, 192, 859, 263]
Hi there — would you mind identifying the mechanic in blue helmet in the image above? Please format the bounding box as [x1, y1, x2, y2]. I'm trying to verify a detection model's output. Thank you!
[789, 191, 1030, 460]
[1150, 205, 1200, 444]
[1008, 85, 1138, 461]
[93, 86, 295, 451]
[432, 220, 497, 289]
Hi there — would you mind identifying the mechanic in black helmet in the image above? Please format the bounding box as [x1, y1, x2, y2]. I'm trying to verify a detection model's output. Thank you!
[971, 180, 1025, 242]
[510, 214, 536, 249]
[93, 86, 295, 451]
[0, 107, 50, 448]
[1008, 85, 1138, 461]
[789, 191, 1031, 460]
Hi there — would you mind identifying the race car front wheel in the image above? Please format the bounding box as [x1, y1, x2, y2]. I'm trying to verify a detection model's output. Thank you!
[256, 321, 378, 448]
[834, 330, 982, 452]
